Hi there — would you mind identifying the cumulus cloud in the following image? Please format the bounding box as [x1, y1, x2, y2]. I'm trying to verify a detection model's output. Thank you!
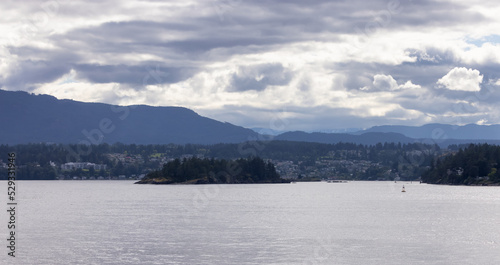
[372, 74, 399, 91]
[362, 74, 421, 92]
[398, 80, 421, 90]
[437, 67, 483, 91]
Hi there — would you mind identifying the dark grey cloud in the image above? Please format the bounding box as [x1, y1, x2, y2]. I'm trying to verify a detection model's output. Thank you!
[73, 63, 198, 86]
[53, 0, 487, 57]
[246, 0, 488, 37]
[4, 59, 71, 90]
[7, 0, 490, 91]
[4, 46, 78, 89]
[228, 63, 293, 92]
[387, 0, 488, 28]
[480, 82, 500, 102]
[328, 62, 380, 90]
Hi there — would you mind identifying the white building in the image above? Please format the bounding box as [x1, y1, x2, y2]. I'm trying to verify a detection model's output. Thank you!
[61, 162, 107, 171]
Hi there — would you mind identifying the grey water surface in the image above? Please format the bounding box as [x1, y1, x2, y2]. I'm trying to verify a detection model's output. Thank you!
[4, 181, 500, 265]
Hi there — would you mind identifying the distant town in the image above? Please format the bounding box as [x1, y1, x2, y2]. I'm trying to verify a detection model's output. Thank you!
[1, 141, 442, 182]
[2, 141, 500, 185]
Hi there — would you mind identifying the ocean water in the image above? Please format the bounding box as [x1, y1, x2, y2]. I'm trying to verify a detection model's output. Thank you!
[2, 181, 500, 265]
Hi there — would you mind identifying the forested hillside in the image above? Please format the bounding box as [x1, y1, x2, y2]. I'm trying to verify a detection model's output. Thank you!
[422, 144, 500, 185]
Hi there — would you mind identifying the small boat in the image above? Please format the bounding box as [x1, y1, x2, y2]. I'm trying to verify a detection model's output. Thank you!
[327, 180, 347, 183]
[401, 185, 406, 192]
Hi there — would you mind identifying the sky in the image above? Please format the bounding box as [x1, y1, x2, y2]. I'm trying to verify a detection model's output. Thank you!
[1, 0, 500, 132]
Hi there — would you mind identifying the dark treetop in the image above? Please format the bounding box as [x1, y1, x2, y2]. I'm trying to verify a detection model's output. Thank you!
[135, 157, 289, 184]
[422, 144, 500, 185]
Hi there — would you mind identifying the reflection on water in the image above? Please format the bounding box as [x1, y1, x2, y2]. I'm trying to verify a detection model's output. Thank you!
[4, 181, 500, 265]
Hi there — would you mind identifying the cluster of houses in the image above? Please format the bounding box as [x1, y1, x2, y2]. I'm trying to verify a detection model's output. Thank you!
[107, 153, 145, 165]
[273, 161, 299, 179]
[273, 159, 381, 179]
[58, 161, 146, 180]
[60, 162, 107, 171]
[56, 155, 389, 181]
[2, 148, 432, 181]
[57, 174, 145, 181]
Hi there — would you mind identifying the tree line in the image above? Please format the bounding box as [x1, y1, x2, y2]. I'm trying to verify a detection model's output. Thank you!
[422, 144, 500, 185]
[136, 157, 287, 184]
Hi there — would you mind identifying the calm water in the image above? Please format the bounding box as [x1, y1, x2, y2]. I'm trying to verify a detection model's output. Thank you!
[2, 181, 500, 265]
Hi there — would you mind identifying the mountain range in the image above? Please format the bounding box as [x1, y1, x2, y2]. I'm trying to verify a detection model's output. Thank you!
[355, 124, 500, 140]
[1, 89, 499, 146]
[274, 131, 415, 145]
[0, 89, 258, 145]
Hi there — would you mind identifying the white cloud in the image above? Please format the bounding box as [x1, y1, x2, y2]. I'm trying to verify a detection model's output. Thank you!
[461, 43, 500, 65]
[437, 67, 483, 91]
[372, 74, 399, 91]
[398, 80, 421, 90]
[476, 119, 488, 125]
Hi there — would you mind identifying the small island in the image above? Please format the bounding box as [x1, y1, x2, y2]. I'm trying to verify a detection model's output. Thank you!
[135, 156, 290, 184]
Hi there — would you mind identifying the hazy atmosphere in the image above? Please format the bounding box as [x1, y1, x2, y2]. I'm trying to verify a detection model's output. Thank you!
[3, 2, 500, 264]
[2, 0, 500, 131]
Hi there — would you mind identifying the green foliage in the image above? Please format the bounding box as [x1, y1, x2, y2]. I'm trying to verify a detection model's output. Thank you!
[137, 157, 287, 184]
[422, 144, 500, 185]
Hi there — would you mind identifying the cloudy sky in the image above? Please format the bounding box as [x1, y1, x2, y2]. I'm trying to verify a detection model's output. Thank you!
[2, 0, 500, 132]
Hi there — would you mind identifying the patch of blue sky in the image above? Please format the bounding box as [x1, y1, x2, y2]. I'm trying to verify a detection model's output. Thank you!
[465, 34, 500, 47]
